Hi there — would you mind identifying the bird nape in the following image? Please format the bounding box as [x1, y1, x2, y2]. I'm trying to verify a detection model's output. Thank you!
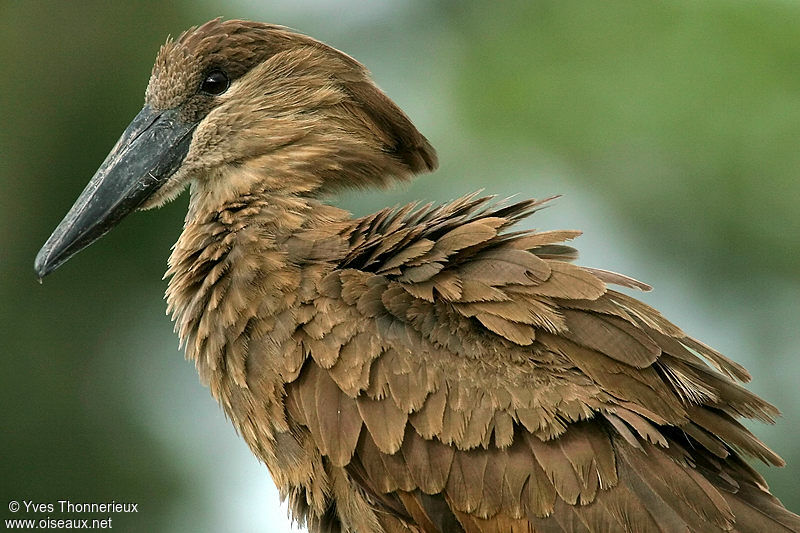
[35, 18, 799, 533]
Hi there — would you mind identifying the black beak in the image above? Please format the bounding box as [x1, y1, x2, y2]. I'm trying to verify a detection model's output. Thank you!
[34, 105, 196, 279]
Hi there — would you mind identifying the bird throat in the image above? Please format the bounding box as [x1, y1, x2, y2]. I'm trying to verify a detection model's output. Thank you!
[164, 180, 349, 447]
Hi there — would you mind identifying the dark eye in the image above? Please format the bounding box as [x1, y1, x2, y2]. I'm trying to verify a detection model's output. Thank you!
[200, 70, 229, 95]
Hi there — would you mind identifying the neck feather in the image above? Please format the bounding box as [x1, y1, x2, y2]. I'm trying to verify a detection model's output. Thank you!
[165, 176, 349, 390]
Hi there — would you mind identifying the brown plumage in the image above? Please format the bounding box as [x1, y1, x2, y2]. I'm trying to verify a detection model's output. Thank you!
[35, 19, 800, 533]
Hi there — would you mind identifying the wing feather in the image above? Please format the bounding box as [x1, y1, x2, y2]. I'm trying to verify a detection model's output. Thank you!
[277, 195, 798, 532]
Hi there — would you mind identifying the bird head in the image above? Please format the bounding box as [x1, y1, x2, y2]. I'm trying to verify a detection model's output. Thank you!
[35, 18, 437, 278]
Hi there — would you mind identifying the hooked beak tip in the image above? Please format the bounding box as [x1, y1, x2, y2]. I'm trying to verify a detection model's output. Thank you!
[34, 245, 56, 279]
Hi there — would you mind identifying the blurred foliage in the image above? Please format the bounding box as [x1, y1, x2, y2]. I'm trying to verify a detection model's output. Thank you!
[1, 1, 798, 531]
[449, 0, 800, 282]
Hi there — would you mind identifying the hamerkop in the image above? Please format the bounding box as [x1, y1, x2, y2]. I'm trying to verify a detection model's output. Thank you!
[35, 19, 799, 533]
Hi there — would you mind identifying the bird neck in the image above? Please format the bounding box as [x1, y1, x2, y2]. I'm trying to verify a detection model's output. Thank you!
[165, 180, 350, 391]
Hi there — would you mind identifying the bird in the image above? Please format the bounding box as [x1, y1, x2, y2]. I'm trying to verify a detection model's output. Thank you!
[34, 18, 799, 533]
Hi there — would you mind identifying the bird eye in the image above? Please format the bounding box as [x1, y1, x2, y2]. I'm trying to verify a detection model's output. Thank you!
[200, 70, 229, 95]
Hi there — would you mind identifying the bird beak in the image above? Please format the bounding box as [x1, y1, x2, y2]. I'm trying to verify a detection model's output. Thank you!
[34, 105, 197, 279]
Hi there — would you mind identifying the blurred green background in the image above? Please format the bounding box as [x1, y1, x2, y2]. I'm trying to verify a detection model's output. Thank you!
[2, 1, 799, 531]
